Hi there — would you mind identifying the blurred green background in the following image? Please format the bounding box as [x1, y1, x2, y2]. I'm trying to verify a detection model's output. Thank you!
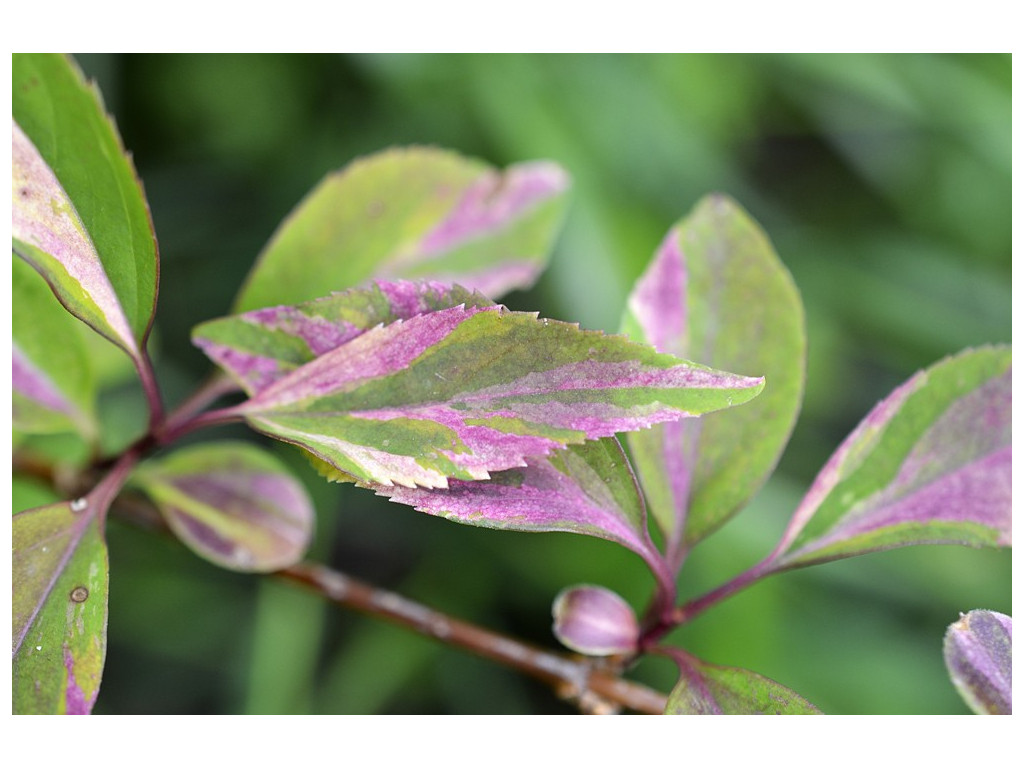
[60, 53, 1010, 714]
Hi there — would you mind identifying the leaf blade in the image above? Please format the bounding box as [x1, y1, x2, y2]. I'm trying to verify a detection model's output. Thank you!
[621, 194, 805, 552]
[132, 442, 315, 573]
[370, 438, 665, 569]
[769, 346, 1010, 570]
[194, 280, 493, 396]
[13, 500, 109, 715]
[228, 299, 764, 489]
[12, 257, 96, 439]
[12, 53, 158, 358]
[234, 147, 569, 311]
[665, 654, 822, 715]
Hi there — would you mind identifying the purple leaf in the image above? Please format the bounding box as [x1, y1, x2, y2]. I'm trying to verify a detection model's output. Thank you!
[194, 281, 492, 396]
[133, 442, 315, 572]
[370, 438, 671, 585]
[552, 585, 640, 656]
[944, 610, 1012, 714]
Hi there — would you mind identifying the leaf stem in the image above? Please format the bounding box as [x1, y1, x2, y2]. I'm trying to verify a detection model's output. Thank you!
[672, 556, 775, 626]
[156, 403, 247, 446]
[161, 371, 240, 437]
[135, 347, 165, 433]
[86, 446, 143, 523]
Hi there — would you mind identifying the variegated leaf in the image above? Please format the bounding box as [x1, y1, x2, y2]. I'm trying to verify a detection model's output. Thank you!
[621, 195, 805, 559]
[208, 295, 763, 489]
[195, 281, 492, 396]
[768, 346, 1010, 570]
[371, 439, 669, 580]
[13, 257, 96, 438]
[13, 498, 109, 715]
[132, 442, 315, 572]
[12, 54, 158, 364]
[234, 147, 569, 312]
[665, 652, 821, 714]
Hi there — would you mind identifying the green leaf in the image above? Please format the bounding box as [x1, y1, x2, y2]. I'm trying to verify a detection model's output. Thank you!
[13, 257, 96, 439]
[769, 346, 1011, 570]
[13, 499, 109, 714]
[665, 653, 821, 714]
[621, 195, 805, 556]
[132, 442, 315, 572]
[12, 53, 158, 361]
[233, 147, 569, 312]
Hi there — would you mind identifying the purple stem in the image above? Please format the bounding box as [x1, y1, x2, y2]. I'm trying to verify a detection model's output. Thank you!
[673, 556, 775, 626]
[135, 348, 165, 433]
[157, 403, 247, 446]
[86, 446, 143, 523]
[160, 371, 241, 439]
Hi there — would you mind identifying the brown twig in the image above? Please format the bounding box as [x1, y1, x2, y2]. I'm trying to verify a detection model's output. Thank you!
[279, 561, 668, 714]
[105, 492, 667, 713]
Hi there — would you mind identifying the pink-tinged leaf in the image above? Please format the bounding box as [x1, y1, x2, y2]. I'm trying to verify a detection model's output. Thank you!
[621, 195, 805, 560]
[194, 281, 492, 396]
[221, 297, 763, 489]
[233, 147, 569, 312]
[12, 120, 138, 358]
[944, 610, 1011, 715]
[13, 499, 109, 714]
[370, 439, 671, 583]
[552, 584, 640, 656]
[133, 442, 315, 573]
[13, 257, 96, 438]
[13, 54, 159, 364]
[769, 346, 1010, 570]
[664, 651, 821, 714]
[13, 344, 87, 436]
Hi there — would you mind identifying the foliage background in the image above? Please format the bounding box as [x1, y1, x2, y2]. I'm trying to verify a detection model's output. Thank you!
[39, 53, 1009, 714]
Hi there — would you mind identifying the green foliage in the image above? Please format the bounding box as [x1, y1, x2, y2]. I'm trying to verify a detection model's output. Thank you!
[11, 53, 1010, 715]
